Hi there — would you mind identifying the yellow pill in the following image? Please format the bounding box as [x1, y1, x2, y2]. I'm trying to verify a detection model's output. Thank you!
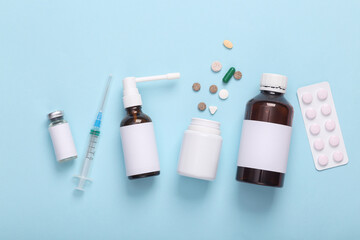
[223, 40, 233, 49]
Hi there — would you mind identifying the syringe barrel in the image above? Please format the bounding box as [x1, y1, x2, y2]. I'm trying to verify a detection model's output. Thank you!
[77, 128, 100, 184]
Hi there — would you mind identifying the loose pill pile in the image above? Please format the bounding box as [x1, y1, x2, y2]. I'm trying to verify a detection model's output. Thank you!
[219, 89, 229, 100]
[191, 40, 244, 115]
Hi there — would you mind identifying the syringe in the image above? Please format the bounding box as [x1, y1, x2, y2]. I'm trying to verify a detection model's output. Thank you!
[74, 75, 112, 191]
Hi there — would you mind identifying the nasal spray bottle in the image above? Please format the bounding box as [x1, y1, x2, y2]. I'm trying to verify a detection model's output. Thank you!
[120, 73, 180, 180]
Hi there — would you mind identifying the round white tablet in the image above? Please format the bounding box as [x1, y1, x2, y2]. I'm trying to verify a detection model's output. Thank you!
[219, 89, 229, 100]
[211, 61, 222, 72]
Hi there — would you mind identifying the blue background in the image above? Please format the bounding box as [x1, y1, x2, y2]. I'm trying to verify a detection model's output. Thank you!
[0, 0, 359, 239]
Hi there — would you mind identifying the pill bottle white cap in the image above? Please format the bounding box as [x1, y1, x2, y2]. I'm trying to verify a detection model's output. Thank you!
[260, 73, 288, 93]
[178, 118, 223, 181]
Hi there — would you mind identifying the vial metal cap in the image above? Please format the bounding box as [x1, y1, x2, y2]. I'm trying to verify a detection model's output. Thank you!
[48, 110, 64, 120]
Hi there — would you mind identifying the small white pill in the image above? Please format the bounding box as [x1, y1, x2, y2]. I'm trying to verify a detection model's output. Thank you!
[305, 108, 316, 120]
[302, 93, 313, 104]
[211, 61, 222, 72]
[321, 104, 332, 116]
[209, 106, 217, 115]
[317, 89, 328, 101]
[309, 124, 321, 135]
[329, 135, 340, 147]
[318, 155, 329, 166]
[325, 120, 336, 132]
[219, 89, 229, 100]
[313, 139, 324, 151]
[333, 151, 344, 162]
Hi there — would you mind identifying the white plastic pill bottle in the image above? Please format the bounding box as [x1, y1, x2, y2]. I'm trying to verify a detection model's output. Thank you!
[178, 118, 223, 181]
[48, 110, 77, 162]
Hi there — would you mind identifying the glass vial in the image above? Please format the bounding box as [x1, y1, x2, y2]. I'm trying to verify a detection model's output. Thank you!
[236, 73, 294, 187]
[120, 106, 160, 179]
[178, 118, 223, 181]
[48, 110, 77, 162]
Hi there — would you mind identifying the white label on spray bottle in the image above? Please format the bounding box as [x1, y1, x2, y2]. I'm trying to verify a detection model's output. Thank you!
[49, 123, 77, 162]
[120, 122, 160, 176]
[237, 120, 292, 173]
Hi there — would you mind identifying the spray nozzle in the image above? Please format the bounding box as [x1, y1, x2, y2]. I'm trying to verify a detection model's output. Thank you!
[122, 72, 180, 109]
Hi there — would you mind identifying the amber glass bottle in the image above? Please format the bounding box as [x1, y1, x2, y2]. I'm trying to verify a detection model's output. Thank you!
[236, 73, 294, 187]
[120, 106, 160, 180]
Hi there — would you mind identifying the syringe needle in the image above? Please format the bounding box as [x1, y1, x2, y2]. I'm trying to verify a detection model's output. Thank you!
[100, 75, 112, 112]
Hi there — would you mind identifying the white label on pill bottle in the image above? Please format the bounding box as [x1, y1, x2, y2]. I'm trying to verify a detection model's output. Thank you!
[49, 123, 77, 162]
[120, 122, 160, 176]
[237, 120, 292, 173]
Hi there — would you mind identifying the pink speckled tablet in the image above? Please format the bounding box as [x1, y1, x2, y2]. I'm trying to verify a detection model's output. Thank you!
[302, 93, 313, 104]
[317, 89, 328, 101]
[321, 104, 332, 116]
[305, 108, 317, 120]
[318, 155, 329, 166]
[329, 135, 340, 147]
[313, 139, 324, 151]
[325, 120, 336, 132]
[309, 124, 321, 135]
[333, 151, 344, 162]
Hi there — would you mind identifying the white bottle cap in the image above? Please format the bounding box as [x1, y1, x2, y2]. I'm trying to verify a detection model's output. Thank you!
[260, 73, 288, 93]
[122, 73, 180, 109]
[123, 77, 142, 109]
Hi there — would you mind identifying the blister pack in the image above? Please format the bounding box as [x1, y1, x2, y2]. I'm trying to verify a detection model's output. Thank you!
[297, 82, 348, 170]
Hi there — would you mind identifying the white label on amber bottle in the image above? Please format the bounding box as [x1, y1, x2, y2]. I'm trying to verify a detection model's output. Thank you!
[120, 122, 160, 176]
[237, 120, 292, 173]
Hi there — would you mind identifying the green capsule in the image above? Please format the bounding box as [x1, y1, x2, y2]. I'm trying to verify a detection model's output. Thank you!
[222, 67, 235, 83]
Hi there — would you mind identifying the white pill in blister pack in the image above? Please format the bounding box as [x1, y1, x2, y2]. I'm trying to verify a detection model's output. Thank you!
[297, 82, 348, 171]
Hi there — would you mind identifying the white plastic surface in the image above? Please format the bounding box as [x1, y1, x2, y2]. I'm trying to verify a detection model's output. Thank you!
[260, 73, 287, 93]
[120, 122, 160, 176]
[48, 123, 77, 162]
[297, 81, 349, 170]
[237, 120, 292, 173]
[178, 118, 222, 181]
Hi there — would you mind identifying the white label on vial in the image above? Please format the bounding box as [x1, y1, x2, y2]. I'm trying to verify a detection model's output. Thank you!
[49, 123, 77, 162]
[237, 120, 292, 173]
[120, 122, 160, 176]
